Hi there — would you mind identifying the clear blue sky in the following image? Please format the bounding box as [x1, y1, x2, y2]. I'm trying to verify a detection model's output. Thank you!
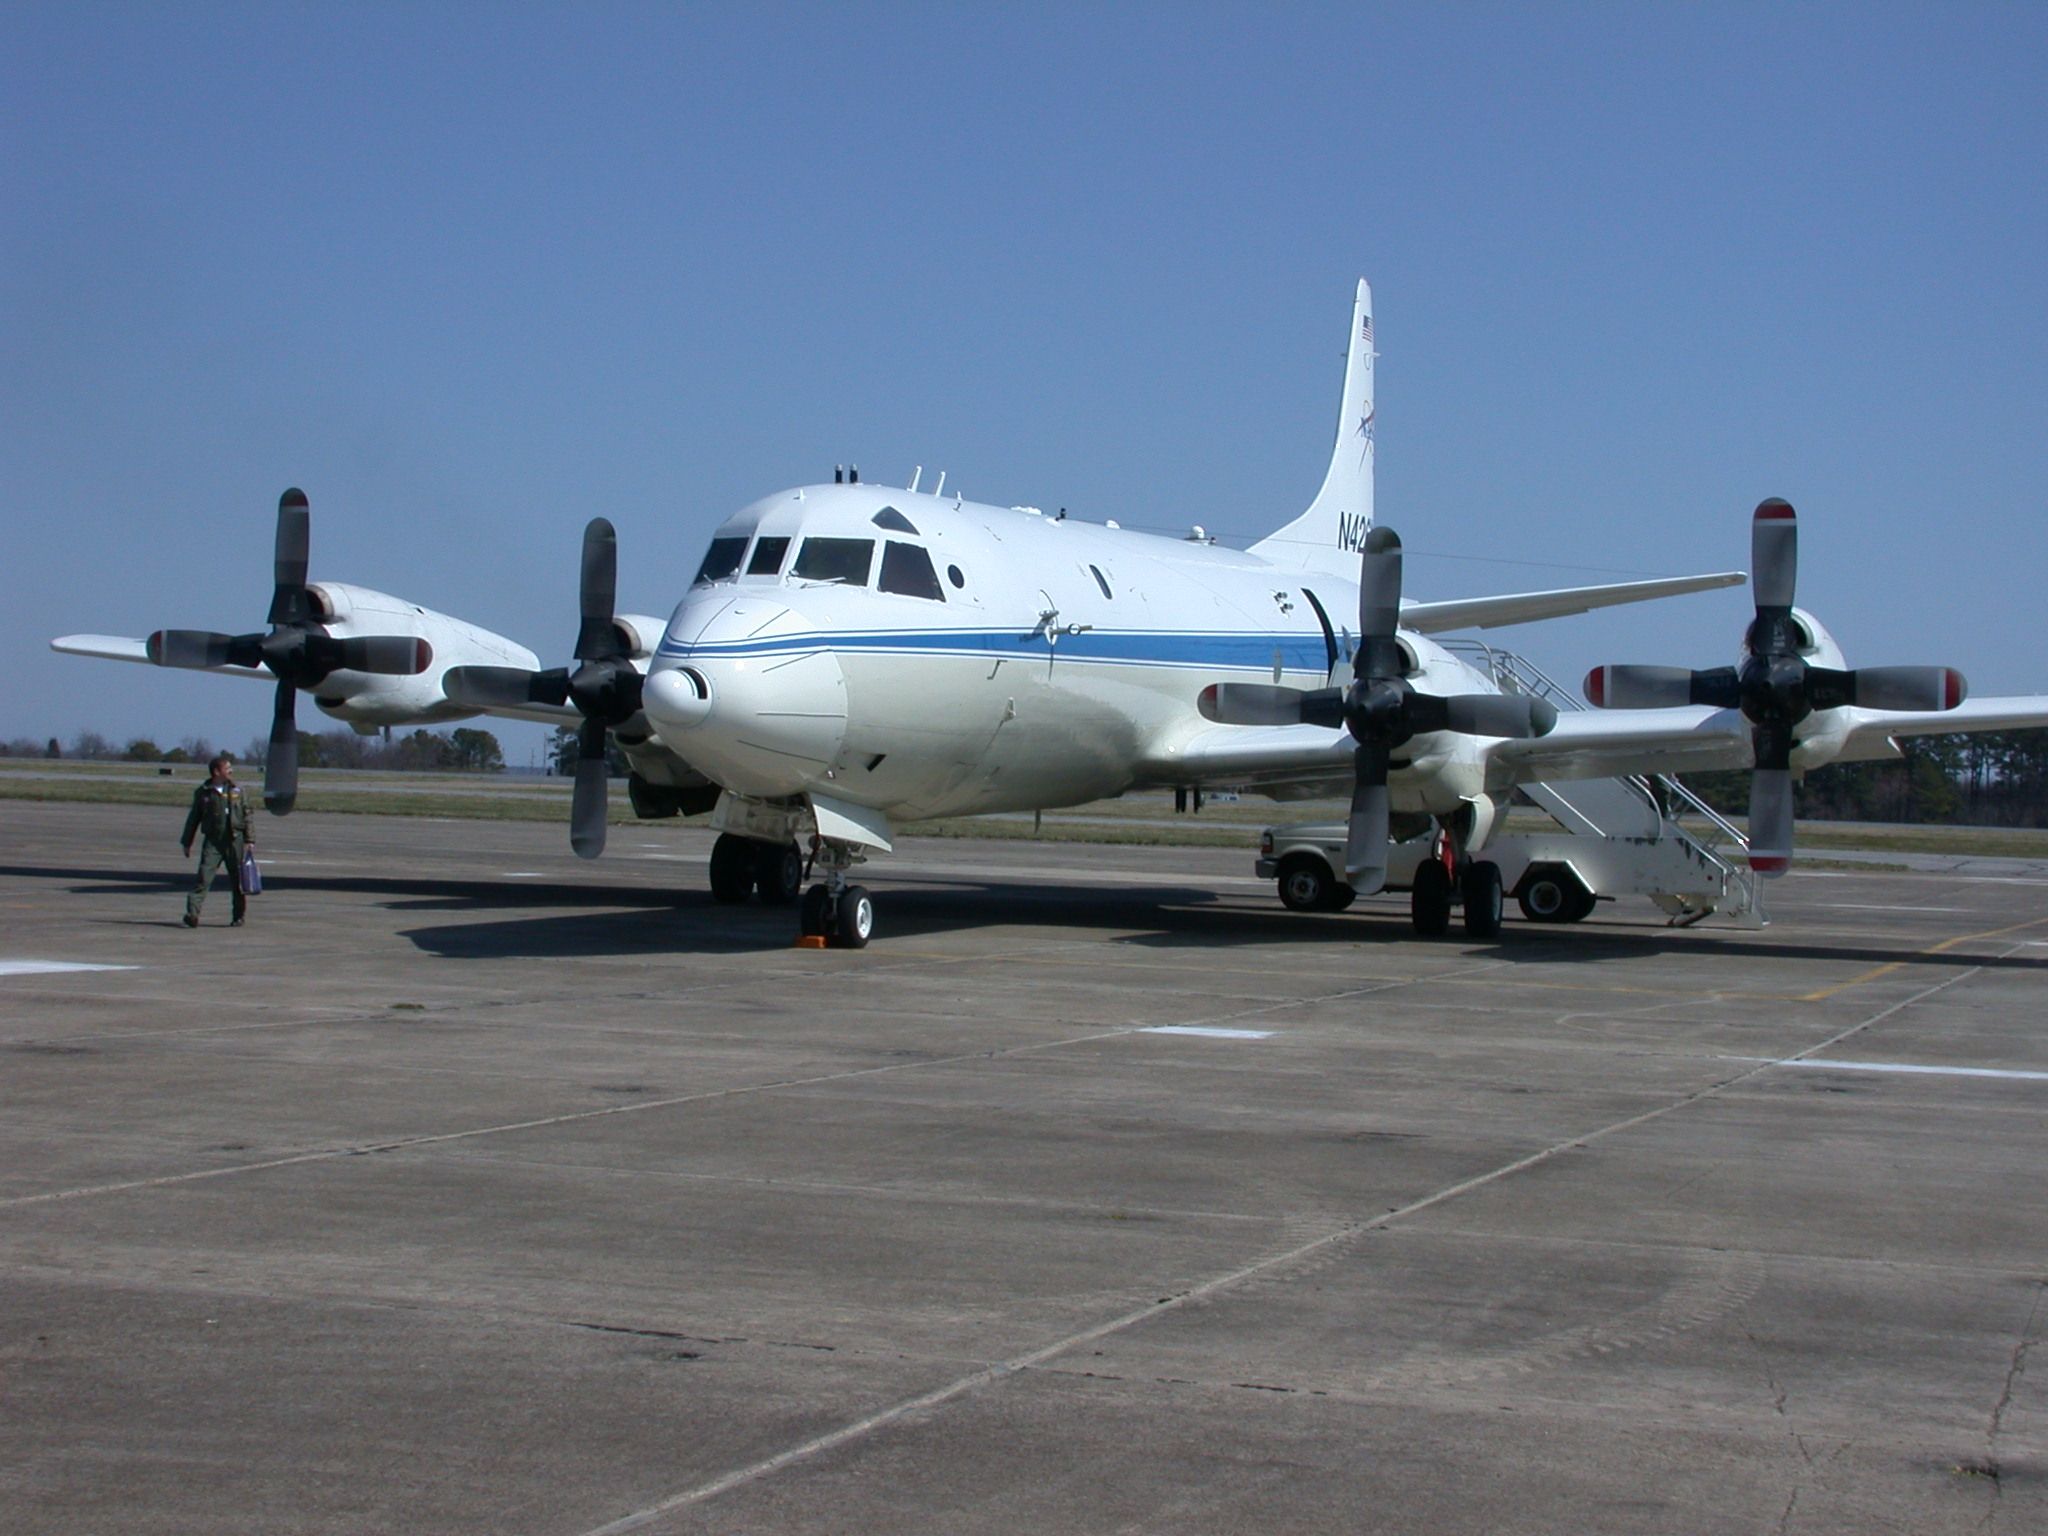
[6, 3, 2045, 768]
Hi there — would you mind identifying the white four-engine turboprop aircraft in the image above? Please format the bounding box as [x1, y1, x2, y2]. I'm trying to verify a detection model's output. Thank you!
[53, 280, 2048, 947]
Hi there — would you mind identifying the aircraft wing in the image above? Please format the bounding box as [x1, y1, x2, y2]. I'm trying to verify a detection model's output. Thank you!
[1827, 695, 2048, 763]
[1402, 571, 1745, 634]
[1139, 722, 1355, 794]
[1486, 707, 1753, 784]
[51, 633, 266, 679]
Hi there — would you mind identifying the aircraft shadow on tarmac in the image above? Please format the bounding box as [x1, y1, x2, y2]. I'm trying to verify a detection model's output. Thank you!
[12, 862, 2046, 973]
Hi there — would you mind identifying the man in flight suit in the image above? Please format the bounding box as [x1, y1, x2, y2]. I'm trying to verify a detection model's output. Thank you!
[181, 753, 255, 927]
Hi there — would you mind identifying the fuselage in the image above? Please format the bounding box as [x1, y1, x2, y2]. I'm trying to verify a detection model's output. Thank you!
[642, 482, 1498, 820]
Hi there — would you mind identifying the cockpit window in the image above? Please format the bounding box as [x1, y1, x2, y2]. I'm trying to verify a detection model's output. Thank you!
[693, 536, 747, 586]
[746, 536, 790, 576]
[790, 537, 874, 586]
[878, 541, 945, 602]
[872, 506, 919, 534]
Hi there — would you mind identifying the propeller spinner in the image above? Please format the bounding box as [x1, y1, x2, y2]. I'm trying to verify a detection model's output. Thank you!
[1583, 499, 1966, 876]
[1200, 526, 1556, 893]
[146, 489, 431, 814]
[442, 518, 643, 858]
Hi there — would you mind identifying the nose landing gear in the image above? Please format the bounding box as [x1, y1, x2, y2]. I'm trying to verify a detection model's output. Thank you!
[797, 837, 874, 948]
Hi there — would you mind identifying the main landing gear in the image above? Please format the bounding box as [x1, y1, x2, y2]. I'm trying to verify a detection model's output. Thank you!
[1408, 831, 1504, 941]
[708, 833, 804, 907]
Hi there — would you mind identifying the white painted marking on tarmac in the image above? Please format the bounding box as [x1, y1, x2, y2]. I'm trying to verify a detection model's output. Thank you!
[1815, 903, 1964, 914]
[0, 961, 137, 976]
[1730, 1056, 2048, 1082]
[1141, 1025, 1274, 1040]
[500, 872, 545, 878]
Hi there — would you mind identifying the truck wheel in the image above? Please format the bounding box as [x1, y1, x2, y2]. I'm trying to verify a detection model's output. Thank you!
[1325, 885, 1358, 912]
[1517, 865, 1593, 924]
[1411, 860, 1452, 937]
[1277, 856, 1336, 913]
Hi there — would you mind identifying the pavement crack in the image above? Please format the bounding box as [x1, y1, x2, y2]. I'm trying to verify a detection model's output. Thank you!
[1984, 1277, 2045, 1488]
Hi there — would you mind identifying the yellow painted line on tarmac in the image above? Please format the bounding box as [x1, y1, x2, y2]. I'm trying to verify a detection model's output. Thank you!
[1799, 914, 2048, 1002]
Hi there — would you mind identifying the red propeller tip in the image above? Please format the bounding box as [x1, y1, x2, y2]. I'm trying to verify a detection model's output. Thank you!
[1753, 498, 1795, 521]
[1749, 852, 1790, 876]
[1944, 669, 1966, 709]
[1583, 668, 1607, 707]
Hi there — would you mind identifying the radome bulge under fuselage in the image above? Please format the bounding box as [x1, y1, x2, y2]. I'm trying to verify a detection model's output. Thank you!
[643, 482, 1493, 821]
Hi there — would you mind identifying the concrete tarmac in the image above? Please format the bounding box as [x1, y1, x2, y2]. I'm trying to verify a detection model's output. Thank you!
[3, 800, 2046, 1534]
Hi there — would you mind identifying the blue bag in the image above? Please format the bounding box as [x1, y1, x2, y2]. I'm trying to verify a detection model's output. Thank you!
[239, 849, 262, 896]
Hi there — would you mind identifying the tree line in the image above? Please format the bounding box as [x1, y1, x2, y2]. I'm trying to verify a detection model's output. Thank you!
[1669, 729, 2048, 828]
[3, 727, 508, 774]
[10, 724, 2046, 826]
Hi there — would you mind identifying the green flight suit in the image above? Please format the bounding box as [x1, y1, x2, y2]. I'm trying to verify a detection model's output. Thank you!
[182, 778, 254, 924]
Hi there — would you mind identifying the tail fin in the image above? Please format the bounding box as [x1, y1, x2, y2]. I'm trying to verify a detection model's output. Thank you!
[1248, 278, 1375, 579]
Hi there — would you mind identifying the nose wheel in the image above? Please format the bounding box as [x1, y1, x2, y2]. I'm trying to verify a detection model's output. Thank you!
[800, 880, 874, 948]
[796, 837, 874, 948]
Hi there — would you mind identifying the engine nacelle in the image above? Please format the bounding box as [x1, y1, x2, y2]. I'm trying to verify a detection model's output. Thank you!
[613, 613, 667, 662]
[305, 582, 541, 727]
[1758, 607, 1847, 671]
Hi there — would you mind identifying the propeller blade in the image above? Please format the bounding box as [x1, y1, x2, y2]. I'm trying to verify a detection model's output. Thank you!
[268, 488, 315, 626]
[148, 630, 244, 670]
[1843, 666, 1968, 713]
[1440, 694, 1558, 740]
[1358, 526, 1402, 639]
[569, 720, 610, 859]
[1751, 498, 1797, 610]
[1343, 744, 1392, 892]
[1198, 683, 1307, 726]
[575, 518, 621, 661]
[333, 636, 433, 676]
[1584, 665, 1694, 709]
[265, 679, 299, 814]
[1748, 768, 1794, 877]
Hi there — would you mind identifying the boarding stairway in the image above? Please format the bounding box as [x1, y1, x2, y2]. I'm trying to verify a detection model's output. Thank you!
[1439, 640, 1764, 926]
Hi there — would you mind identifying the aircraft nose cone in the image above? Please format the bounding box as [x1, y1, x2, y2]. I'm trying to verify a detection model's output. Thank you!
[646, 596, 847, 797]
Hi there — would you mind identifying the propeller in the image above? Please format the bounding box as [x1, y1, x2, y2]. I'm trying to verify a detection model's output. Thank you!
[146, 488, 431, 814]
[1583, 498, 1967, 876]
[1200, 526, 1556, 893]
[443, 518, 643, 858]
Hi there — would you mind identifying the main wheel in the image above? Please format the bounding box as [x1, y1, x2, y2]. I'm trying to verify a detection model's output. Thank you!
[708, 833, 755, 904]
[752, 841, 804, 906]
[1462, 860, 1504, 939]
[1277, 856, 1335, 913]
[1517, 865, 1591, 924]
[1411, 860, 1452, 937]
[832, 885, 875, 949]
[799, 883, 831, 937]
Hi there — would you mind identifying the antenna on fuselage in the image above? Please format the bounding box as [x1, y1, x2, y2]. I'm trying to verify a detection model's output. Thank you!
[909, 466, 922, 493]
[850, 465, 859, 484]
[834, 465, 843, 484]
[934, 471, 946, 497]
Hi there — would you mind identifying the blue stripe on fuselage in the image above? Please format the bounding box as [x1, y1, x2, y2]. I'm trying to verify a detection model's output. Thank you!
[656, 628, 1331, 672]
